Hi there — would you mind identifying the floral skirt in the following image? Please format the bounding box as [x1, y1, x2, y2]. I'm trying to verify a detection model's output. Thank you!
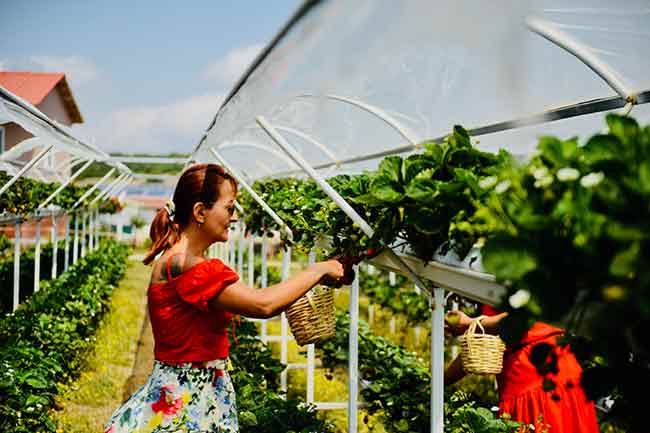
[104, 359, 238, 433]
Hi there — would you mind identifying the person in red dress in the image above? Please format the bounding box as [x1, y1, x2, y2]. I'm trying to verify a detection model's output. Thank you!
[105, 163, 345, 433]
[444, 307, 600, 433]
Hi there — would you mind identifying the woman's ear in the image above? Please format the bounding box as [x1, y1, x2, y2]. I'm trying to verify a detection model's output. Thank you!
[192, 202, 206, 225]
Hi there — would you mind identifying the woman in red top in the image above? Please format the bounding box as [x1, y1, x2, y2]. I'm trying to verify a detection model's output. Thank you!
[444, 309, 600, 433]
[105, 164, 344, 433]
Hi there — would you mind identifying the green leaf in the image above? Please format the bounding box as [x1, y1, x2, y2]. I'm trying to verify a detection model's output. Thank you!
[405, 178, 440, 203]
[24, 375, 48, 389]
[610, 242, 640, 278]
[638, 160, 650, 194]
[482, 238, 538, 281]
[401, 156, 436, 184]
[606, 113, 639, 146]
[538, 136, 578, 167]
[450, 125, 471, 149]
[369, 174, 404, 204]
[378, 156, 403, 184]
[582, 134, 623, 166]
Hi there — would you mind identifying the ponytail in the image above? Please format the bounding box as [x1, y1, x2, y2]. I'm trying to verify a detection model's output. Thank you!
[143, 207, 179, 265]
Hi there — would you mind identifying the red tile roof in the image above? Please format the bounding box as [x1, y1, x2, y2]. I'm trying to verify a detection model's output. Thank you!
[0, 71, 83, 123]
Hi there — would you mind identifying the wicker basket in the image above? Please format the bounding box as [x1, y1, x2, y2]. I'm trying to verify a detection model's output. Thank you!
[286, 286, 336, 346]
[459, 315, 506, 375]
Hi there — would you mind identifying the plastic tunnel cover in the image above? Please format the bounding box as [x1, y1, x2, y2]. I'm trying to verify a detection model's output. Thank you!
[194, 0, 650, 178]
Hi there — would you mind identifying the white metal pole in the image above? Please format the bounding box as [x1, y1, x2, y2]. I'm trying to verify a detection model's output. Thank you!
[73, 212, 79, 264]
[81, 211, 86, 258]
[95, 209, 100, 247]
[255, 116, 432, 295]
[0, 144, 54, 198]
[237, 222, 245, 276]
[248, 234, 255, 287]
[71, 168, 116, 210]
[34, 219, 41, 293]
[307, 250, 316, 404]
[451, 300, 459, 358]
[280, 247, 291, 393]
[51, 214, 57, 279]
[260, 236, 268, 342]
[431, 287, 445, 433]
[38, 159, 94, 209]
[13, 220, 21, 311]
[349, 265, 360, 433]
[63, 214, 70, 271]
[87, 211, 93, 251]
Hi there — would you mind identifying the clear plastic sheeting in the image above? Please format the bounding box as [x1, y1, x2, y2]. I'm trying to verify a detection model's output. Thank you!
[0, 87, 129, 173]
[193, 0, 650, 179]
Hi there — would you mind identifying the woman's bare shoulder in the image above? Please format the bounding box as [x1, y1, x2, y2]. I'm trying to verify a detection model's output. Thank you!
[150, 251, 208, 284]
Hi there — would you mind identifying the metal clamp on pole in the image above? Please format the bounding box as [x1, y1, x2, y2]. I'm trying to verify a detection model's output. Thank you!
[209, 147, 294, 242]
[255, 115, 434, 297]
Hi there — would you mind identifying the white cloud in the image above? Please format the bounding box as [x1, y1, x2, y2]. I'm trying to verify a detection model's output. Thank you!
[28, 55, 99, 87]
[80, 93, 224, 153]
[202, 43, 264, 86]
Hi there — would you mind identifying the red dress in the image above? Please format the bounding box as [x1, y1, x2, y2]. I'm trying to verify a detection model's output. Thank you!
[496, 322, 599, 432]
[148, 255, 239, 363]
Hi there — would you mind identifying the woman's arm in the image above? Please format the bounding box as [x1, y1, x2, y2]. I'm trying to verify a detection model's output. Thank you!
[445, 310, 509, 335]
[209, 260, 344, 319]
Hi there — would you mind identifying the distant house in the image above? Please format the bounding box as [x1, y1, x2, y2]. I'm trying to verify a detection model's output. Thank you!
[0, 71, 83, 175]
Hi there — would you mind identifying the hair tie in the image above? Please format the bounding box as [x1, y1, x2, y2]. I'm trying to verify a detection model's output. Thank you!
[164, 200, 176, 219]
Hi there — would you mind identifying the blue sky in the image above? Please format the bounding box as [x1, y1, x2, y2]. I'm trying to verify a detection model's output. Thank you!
[1, 0, 301, 153]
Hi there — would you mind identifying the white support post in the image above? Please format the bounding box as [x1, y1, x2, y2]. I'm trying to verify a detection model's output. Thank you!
[349, 265, 360, 433]
[95, 209, 100, 247]
[88, 211, 94, 251]
[73, 212, 79, 264]
[307, 250, 316, 404]
[229, 233, 235, 267]
[51, 214, 57, 279]
[13, 220, 21, 311]
[0, 144, 54, 198]
[34, 219, 41, 293]
[280, 247, 291, 393]
[63, 214, 70, 271]
[248, 234, 255, 287]
[431, 287, 445, 433]
[81, 211, 87, 258]
[237, 222, 245, 277]
[389, 271, 396, 286]
[451, 300, 459, 359]
[260, 236, 268, 342]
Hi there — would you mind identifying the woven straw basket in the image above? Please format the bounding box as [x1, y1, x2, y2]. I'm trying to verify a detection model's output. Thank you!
[459, 315, 506, 375]
[286, 286, 335, 346]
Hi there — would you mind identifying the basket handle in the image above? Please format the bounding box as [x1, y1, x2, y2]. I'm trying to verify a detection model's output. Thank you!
[465, 315, 488, 336]
[305, 290, 317, 312]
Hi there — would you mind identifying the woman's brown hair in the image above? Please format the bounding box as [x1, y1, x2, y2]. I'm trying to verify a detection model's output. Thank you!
[143, 163, 237, 265]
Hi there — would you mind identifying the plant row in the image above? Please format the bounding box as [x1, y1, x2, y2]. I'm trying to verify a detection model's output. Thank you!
[0, 170, 122, 215]
[239, 115, 650, 430]
[229, 319, 334, 433]
[0, 240, 129, 433]
[316, 312, 527, 433]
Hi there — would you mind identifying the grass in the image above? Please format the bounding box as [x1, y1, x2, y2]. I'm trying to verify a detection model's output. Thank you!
[52, 258, 150, 433]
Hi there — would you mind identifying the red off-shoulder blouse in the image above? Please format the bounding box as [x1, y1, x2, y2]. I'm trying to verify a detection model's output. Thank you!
[148, 255, 239, 363]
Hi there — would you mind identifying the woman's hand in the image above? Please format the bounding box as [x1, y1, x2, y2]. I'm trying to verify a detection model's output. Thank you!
[311, 259, 347, 287]
[445, 310, 473, 336]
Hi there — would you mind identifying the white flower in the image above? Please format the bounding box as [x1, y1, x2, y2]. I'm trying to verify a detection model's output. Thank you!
[495, 180, 511, 194]
[532, 167, 549, 180]
[534, 175, 553, 188]
[479, 176, 498, 189]
[509, 289, 531, 309]
[556, 167, 580, 182]
[580, 172, 604, 188]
